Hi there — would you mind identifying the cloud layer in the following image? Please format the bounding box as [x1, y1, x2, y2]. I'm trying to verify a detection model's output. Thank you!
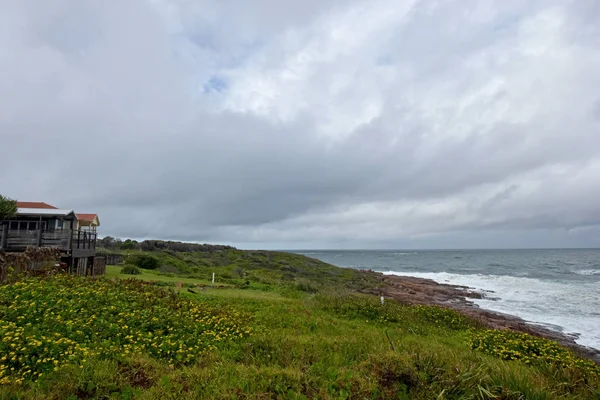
[1, 0, 599, 249]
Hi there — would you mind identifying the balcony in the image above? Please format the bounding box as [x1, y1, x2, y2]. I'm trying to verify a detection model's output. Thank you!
[0, 225, 96, 257]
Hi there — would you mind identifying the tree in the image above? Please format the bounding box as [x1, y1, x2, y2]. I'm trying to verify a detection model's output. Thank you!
[97, 236, 123, 251]
[120, 239, 139, 250]
[0, 195, 17, 221]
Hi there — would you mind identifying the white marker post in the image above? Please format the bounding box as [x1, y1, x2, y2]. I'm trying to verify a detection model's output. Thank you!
[380, 295, 385, 305]
[212, 272, 215, 284]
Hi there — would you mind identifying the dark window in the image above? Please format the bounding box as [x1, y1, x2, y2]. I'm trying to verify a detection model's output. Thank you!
[19, 222, 28, 231]
[10, 221, 18, 230]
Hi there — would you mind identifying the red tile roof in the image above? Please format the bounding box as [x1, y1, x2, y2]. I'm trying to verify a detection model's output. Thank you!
[16, 202, 58, 209]
[77, 214, 98, 223]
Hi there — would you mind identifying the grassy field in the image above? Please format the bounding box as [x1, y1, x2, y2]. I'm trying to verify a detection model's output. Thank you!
[103, 248, 380, 292]
[0, 251, 599, 399]
[104, 265, 222, 287]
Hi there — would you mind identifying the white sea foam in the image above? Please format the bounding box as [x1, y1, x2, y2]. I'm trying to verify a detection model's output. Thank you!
[574, 269, 600, 276]
[382, 271, 600, 350]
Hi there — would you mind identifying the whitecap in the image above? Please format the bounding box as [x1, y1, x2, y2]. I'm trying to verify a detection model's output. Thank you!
[573, 269, 600, 276]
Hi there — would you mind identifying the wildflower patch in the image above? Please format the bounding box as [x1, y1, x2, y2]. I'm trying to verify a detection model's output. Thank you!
[468, 329, 600, 377]
[0, 275, 250, 385]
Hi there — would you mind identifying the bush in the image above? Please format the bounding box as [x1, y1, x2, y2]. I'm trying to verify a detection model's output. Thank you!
[128, 254, 160, 270]
[121, 265, 141, 275]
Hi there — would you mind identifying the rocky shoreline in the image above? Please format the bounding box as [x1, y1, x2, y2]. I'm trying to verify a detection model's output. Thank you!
[361, 272, 600, 362]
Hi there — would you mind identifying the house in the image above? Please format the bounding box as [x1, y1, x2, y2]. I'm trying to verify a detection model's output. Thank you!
[76, 214, 100, 233]
[0, 201, 101, 275]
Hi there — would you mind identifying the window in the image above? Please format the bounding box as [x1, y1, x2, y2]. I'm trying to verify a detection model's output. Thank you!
[8, 220, 47, 231]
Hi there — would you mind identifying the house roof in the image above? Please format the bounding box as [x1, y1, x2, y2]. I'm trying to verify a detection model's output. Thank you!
[77, 214, 100, 226]
[16, 208, 77, 219]
[16, 202, 58, 209]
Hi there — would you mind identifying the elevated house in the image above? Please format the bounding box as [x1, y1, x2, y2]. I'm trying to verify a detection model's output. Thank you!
[0, 201, 101, 275]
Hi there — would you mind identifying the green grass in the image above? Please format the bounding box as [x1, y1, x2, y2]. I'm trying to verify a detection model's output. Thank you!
[111, 249, 380, 292]
[1, 250, 599, 399]
[105, 265, 224, 287]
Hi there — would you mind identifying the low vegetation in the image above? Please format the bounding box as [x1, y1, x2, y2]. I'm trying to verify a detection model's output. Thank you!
[121, 265, 142, 275]
[0, 246, 598, 399]
[101, 247, 380, 293]
[0, 276, 249, 386]
[127, 254, 161, 271]
[469, 329, 600, 377]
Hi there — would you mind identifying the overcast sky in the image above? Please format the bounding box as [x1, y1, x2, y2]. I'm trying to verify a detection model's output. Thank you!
[1, 0, 600, 249]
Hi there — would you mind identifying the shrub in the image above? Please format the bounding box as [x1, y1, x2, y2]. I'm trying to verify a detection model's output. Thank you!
[121, 265, 141, 275]
[128, 254, 160, 270]
[0, 248, 62, 284]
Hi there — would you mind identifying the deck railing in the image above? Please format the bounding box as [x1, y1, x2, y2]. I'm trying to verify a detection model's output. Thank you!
[72, 230, 97, 250]
[0, 225, 96, 252]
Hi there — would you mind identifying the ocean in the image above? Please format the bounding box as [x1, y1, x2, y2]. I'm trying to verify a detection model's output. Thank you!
[292, 249, 600, 350]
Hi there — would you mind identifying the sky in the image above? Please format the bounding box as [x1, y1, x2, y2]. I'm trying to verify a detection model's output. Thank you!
[1, 0, 600, 250]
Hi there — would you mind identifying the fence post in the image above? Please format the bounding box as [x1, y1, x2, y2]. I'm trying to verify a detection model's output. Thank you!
[0, 224, 7, 250]
[37, 228, 43, 247]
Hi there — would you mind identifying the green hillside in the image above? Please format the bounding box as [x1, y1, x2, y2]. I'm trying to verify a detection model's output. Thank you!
[0, 247, 598, 399]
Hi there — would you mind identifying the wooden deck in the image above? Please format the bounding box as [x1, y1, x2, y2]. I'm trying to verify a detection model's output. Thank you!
[0, 226, 96, 255]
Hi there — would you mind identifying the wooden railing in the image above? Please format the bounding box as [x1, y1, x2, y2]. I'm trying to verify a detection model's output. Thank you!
[72, 230, 97, 250]
[0, 226, 95, 253]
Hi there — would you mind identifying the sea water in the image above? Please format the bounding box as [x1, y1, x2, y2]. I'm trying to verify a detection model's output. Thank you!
[292, 249, 600, 350]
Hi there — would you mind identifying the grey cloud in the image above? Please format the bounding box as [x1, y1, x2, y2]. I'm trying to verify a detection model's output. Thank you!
[1, 0, 600, 249]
